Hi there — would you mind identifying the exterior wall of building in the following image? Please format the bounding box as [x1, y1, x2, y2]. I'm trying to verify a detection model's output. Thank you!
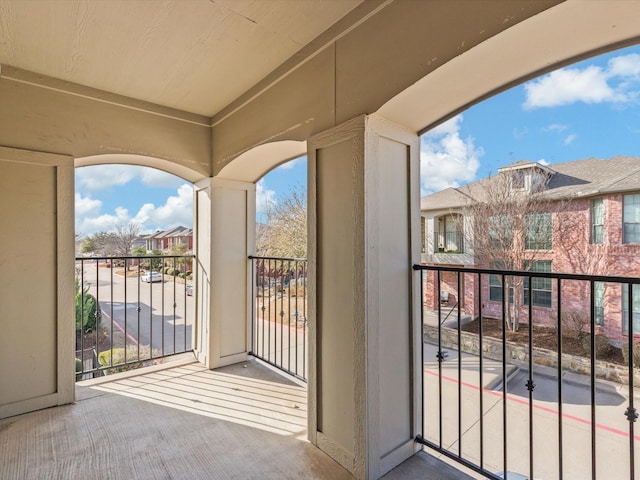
[423, 194, 640, 343]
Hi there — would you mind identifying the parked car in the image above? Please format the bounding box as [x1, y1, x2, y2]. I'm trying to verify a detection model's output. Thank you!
[141, 271, 162, 283]
[186, 284, 193, 296]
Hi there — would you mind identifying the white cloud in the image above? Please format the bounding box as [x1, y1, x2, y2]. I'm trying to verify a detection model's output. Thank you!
[75, 165, 138, 191]
[75, 193, 102, 216]
[524, 53, 640, 109]
[76, 207, 131, 236]
[76, 164, 185, 191]
[538, 159, 550, 166]
[512, 127, 528, 139]
[131, 184, 194, 232]
[76, 184, 194, 235]
[420, 115, 483, 195]
[608, 53, 640, 77]
[563, 134, 577, 145]
[256, 179, 276, 214]
[542, 124, 569, 133]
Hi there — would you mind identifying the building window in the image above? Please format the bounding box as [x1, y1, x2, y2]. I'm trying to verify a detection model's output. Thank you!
[622, 284, 640, 334]
[523, 261, 552, 308]
[591, 198, 604, 244]
[623, 194, 640, 243]
[489, 215, 513, 250]
[489, 261, 513, 303]
[435, 214, 464, 253]
[511, 170, 525, 190]
[594, 281, 604, 326]
[489, 272, 503, 302]
[525, 212, 552, 250]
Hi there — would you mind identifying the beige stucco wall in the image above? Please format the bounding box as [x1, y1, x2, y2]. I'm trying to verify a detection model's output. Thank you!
[0, 147, 74, 419]
[0, 69, 211, 180]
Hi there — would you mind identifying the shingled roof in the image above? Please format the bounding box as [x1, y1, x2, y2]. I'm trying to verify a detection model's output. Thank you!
[421, 156, 640, 211]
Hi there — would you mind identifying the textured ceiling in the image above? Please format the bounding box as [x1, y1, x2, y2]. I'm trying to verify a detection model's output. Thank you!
[0, 0, 362, 116]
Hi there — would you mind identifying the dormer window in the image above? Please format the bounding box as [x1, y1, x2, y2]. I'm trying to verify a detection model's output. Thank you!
[499, 161, 554, 193]
[511, 171, 525, 190]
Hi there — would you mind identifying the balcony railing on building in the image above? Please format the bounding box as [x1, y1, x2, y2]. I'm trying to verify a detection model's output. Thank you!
[414, 264, 639, 480]
[434, 231, 464, 254]
[249, 255, 307, 382]
[75, 255, 194, 379]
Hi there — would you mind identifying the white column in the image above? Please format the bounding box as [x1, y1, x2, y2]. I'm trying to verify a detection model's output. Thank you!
[193, 177, 255, 369]
[308, 115, 422, 479]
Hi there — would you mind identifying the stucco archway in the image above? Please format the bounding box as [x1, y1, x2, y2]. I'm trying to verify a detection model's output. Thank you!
[377, 1, 640, 135]
[216, 140, 306, 184]
[76, 153, 205, 184]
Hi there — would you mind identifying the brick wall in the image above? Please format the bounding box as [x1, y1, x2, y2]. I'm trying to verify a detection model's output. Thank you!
[423, 194, 640, 343]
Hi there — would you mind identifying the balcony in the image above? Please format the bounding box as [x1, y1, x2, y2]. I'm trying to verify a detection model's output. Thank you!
[75, 255, 195, 379]
[416, 264, 640, 479]
[0, 358, 475, 479]
[434, 231, 465, 254]
[7, 255, 640, 479]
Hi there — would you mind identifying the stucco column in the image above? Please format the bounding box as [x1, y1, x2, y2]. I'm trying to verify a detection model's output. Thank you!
[193, 177, 255, 369]
[0, 146, 75, 419]
[307, 115, 422, 479]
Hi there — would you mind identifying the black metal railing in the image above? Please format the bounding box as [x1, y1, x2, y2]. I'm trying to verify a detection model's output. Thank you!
[414, 264, 639, 480]
[75, 255, 195, 379]
[434, 231, 464, 253]
[249, 255, 307, 382]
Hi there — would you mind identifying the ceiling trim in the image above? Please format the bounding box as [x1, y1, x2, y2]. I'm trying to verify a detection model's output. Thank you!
[0, 64, 210, 127]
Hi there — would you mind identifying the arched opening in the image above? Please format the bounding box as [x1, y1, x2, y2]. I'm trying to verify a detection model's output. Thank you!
[250, 155, 308, 381]
[73, 158, 196, 380]
[414, 43, 640, 479]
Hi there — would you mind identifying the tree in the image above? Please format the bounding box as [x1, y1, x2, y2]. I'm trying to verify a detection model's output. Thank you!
[111, 222, 140, 256]
[79, 231, 117, 256]
[256, 185, 307, 259]
[460, 166, 566, 331]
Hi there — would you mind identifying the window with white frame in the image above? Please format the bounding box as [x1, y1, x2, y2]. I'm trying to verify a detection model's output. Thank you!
[591, 198, 604, 245]
[623, 194, 640, 244]
[622, 283, 640, 334]
[594, 281, 604, 326]
[523, 261, 552, 308]
[489, 261, 513, 303]
[525, 212, 552, 250]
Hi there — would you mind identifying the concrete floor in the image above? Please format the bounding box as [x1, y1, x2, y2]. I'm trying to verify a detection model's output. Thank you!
[0, 358, 472, 480]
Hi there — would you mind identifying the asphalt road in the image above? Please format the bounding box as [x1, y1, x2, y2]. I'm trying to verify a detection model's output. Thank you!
[423, 341, 640, 479]
[79, 264, 194, 356]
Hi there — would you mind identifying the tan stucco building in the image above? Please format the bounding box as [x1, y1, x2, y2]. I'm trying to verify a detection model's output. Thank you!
[2, 1, 640, 478]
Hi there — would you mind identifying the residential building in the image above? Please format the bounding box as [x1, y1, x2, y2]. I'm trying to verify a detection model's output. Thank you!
[421, 157, 640, 343]
[1, 2, 639, 479]
[145, 226, 193, 253]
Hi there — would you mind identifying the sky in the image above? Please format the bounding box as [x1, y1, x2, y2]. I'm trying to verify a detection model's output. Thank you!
[76, 44, 640, 235]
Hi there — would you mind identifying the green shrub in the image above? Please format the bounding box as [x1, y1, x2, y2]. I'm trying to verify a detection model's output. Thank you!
[186, 274, 192, 280]
[178, 272, 186, 279]
[166, 267, 176, 276]
[75, 277, 101, 333]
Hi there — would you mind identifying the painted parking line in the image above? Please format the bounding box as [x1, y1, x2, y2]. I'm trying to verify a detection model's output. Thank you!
[101, 309, 139, 346]
[424, 368, 640, 441]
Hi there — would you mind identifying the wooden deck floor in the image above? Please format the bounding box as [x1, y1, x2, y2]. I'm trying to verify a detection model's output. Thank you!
[0, 359, 472, 480]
